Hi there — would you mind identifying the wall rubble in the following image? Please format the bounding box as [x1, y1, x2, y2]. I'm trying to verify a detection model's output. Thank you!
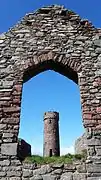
[0, 160, 88, 180]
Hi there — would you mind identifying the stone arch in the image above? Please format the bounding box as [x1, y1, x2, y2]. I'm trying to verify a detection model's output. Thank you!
[0, 5, 101, 179]
[23, 55, 79, 84]
[0, 5, 100, 133]
[19, 54, 81, 139]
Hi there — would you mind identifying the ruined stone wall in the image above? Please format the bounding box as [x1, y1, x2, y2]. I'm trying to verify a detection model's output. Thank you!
[0, 160, 87, 180]
[22, 162, 87, 180]
[0, 159, 101, 180]
[0, 5, 101, 179]
[75, 133, 87, 154]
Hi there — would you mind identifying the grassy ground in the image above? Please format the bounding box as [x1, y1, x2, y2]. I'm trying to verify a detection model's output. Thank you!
[23, 152, 87, 165]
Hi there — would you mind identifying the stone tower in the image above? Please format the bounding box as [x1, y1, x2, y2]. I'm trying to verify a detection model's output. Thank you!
[43, 111, 60, 157]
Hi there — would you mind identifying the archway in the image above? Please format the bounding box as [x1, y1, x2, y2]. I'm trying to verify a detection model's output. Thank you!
[19, 69, 84, 156]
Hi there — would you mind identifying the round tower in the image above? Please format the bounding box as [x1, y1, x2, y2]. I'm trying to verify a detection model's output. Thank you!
[43, 111, 60, 157]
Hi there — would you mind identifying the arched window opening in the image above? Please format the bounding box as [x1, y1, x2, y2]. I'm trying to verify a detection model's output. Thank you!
[18, 69, 84, 158]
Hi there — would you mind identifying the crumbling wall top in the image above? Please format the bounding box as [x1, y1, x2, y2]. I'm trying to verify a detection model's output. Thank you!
[44, 111, 59, 121]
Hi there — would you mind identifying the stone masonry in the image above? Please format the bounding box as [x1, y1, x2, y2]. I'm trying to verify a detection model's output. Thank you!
[43, 111, 60, 157]
[21, 161, 88, 180]
[75, 133, 87, 154]
[17, 138, 31, 161]
[0, 4, 101, 179]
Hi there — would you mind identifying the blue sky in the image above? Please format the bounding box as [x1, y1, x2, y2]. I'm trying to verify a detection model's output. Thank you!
[0, 0, 101, 155]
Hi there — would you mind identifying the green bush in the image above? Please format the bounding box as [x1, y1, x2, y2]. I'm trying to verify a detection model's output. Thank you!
[23, 152, 87, 165]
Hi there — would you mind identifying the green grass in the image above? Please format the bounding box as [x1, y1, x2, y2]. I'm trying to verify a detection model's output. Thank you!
[23, 152, 87, 165]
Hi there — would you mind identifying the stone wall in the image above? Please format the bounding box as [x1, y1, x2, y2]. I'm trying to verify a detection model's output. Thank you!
[17, 139, 31, 161]
[0, 160, 87, 180]
[75, 133, 87, 154]
[22, 162, 87, 180]
[0, 158, 101, 179]
[0, 4, 101, 179]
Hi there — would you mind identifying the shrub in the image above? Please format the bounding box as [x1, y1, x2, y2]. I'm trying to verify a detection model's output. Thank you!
[23, 152, 87, 165]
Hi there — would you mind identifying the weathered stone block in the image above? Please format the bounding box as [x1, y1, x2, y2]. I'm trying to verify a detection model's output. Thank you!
[0, 171, 6, 177]
[3, 107, 20, 113]
[0, 159, 10, 166]
[95, 48, 101, 53]
[3, 138, 13, 143]
[3, 133, 14, 138]
[52, 163, 64, 168]
[87, 177, 101, 180]
[96, 148, 101, 156]
[23, 169, 33, 178]
[7, 171, 21, 177]
[52, 169, 62, 175]
[33, 165, 52, 175]
[11, 159, 21, 166]
[94, 39, 101, 47]
[73, 172, 86, 180]
[42, 174, 57, 180]
[0, 124, 7, 130]
[87, 164, 101, 173]
[76, 164, 86, 173]
[23, 162, 36, 170]
[1, 143, 18, 155]
[87, 137, 101, 146]
[63, 164, 76, 172]
[88, 146, 96, 156]
[60, 172, 73, 180]
[9, 178, 21, 180]
[0, 33, 6, 39]
[0, 40, 4, 44]
[2, 166, 22, 172]
[30, 175, 43, 180]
